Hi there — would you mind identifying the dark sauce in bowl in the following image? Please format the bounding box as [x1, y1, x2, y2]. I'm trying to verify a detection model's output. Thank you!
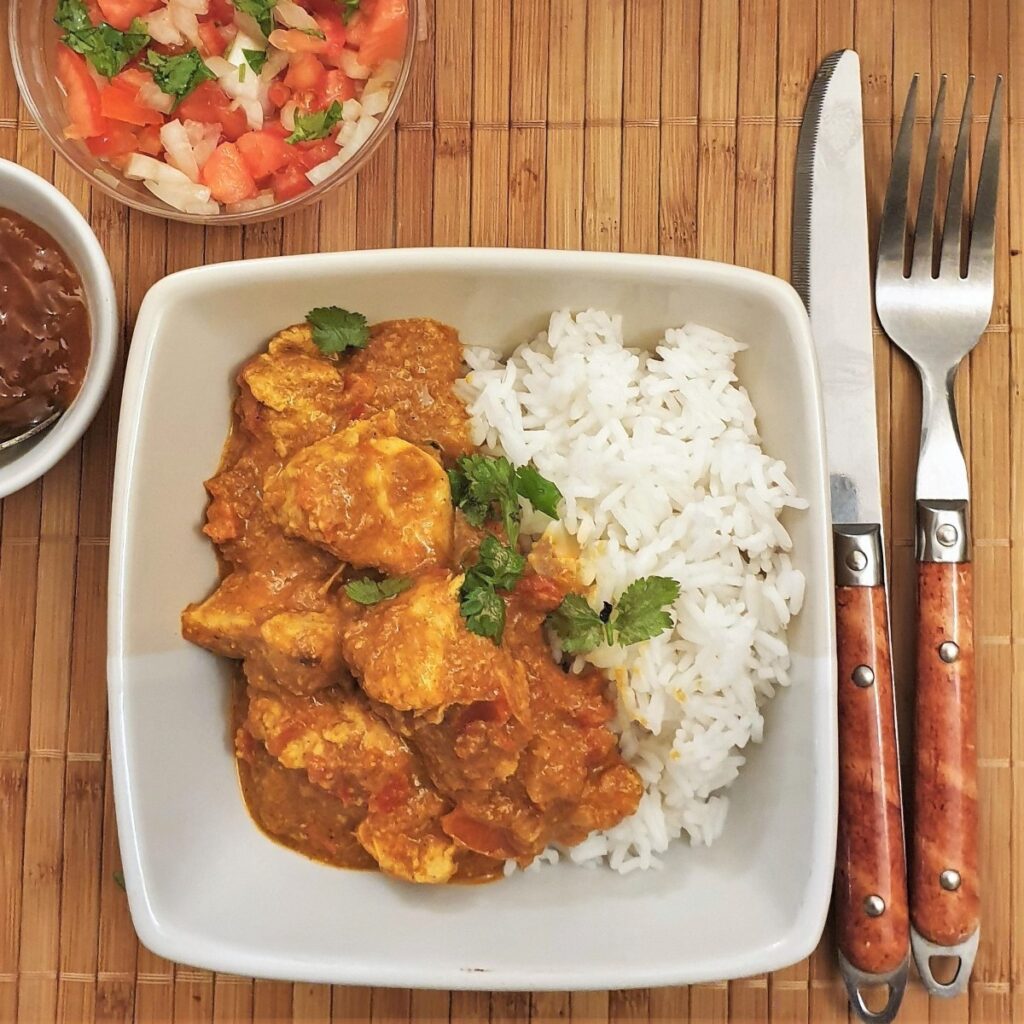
[0, 209, 90, 443]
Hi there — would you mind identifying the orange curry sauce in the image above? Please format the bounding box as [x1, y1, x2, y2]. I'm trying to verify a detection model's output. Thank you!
[181, 318, 641, 884]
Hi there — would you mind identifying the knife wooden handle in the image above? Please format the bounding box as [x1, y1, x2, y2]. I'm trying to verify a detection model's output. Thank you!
[835, 582, 909, 975]
[911, 560, 979, 946]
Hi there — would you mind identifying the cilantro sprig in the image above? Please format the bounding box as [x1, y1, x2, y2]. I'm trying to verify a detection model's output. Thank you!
[231, 0, 276, 38]
[55, 0, 149, 78]
[143, 49, 216, 103]
[447, 455, 562, 546]
[459, 535, 526, 643]
[287, 101, 345, 143]
[306, 307, 370, 354]
[242, 48, 268, 74]
[340, 0, 361, 24]
[547, 576, 681, 654]
[345, 576, 413, 605]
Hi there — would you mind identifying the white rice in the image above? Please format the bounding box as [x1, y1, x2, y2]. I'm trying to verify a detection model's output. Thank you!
[457, 309, 807, 873]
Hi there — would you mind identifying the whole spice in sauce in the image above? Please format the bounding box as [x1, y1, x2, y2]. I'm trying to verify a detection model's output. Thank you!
[0, 209, 90, 442]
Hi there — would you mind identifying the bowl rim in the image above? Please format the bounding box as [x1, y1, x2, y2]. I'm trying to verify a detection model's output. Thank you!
[109, 248, 837, 989]
[8, 1, 419, 226]
[0, 158, 118, 499]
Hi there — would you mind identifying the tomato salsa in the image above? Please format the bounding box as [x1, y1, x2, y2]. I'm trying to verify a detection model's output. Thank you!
[0, 209, 90, 442]
[53, 0, 409, 215]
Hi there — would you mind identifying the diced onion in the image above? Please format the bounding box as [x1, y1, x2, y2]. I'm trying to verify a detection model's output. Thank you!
[123, 153, 193, 185]
[274, 0, 320, 32]
[341, 99, 362, 121]
[233, 11, 267, 42]
[226, 191, 277, 214]
[138, 80, 175, 115]
[336, 120, 357, 147]
[144, 177, 220, 216]
[169, 0, 203, 48]
[305, 114, 379, 185]
[340, 49, 371, 80]
[183, 120, 221, 168]
[364, 60, 402, 94]
[204, 54, 264, 128]
[160, 120, 200, 182]
[359, 90, 389, 117]
[141, 9, 184, 45]
[260, 46, 290, 82]
[233, 97, 265, 131]
[280, 100, 299, 132]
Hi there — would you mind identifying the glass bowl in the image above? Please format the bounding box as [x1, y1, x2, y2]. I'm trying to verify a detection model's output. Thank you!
[9, 2, 417, 225]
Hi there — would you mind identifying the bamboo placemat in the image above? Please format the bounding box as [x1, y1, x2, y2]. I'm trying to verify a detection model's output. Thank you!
[0, 1, 1020, 1022]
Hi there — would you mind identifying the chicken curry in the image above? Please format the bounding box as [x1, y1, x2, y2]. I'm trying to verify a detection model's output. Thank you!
[182, 316, 642, 884]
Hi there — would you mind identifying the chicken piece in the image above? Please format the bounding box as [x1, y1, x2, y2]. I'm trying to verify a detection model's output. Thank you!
[243, 604, 349, 696]
[341, 570, 533, 792]
[245, 687, 458, 884]
[264, 415, 454, 576]
[236, 325, 372, 459]
[340, 570, 529, 721]
[347, 318, 473, 458]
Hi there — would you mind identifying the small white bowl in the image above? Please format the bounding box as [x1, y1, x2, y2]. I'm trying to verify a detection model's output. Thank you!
[110, 249, 836, 990]
[0, 159, 118, 498]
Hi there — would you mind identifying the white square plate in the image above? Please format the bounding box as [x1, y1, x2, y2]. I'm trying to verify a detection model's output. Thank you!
[109, 248, 837, 990]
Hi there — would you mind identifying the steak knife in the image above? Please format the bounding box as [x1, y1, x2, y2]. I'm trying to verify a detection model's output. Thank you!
[793, 50, 910, 1024]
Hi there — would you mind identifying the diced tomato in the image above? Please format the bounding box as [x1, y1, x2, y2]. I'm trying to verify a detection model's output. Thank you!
[100, 82, 164, 127]
[267, 81, 293, 109]
[113, 67, 152, 91]
[284, 53, 327, 92]
[136, 124, 164, 156]
[315, 12, 348, 63]
[57, 46, 107, 140]
[206, 0, 237, 23]
[292, 137, 340, 171]
[357, 0, 409, 67]
[319, 69, 357, 106]
[201, 142, 259, 203]
[367, 773, 410, 814]
[176, 81, 247, 141]
[197, 21, 227, 57]
[262, 119, 290, 139]
[271, 162, 312, 202]
[236, 130, 292, 179]
[441, 809, 518, 860]
[95, 0, 160, 31]
[85, 125, 139, 159]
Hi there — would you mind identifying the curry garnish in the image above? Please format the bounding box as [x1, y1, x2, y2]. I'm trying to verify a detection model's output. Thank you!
[55, 0, 149, 78]
[447, 455, 561, 546]
[344, 576, 413, 605]
[547, 576, 681, 653]
[306, 306, 371, 354]
[459, 535, 526, 643]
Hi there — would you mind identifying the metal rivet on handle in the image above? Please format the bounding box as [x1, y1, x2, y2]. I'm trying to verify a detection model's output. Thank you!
[936, 523, 959, 547]
[939, 641, 960, 663]
[852, 665, 875, 687]
[864, 895, 886, 917]
[846, 550, 868, 573]
[940, 869, 962, 892]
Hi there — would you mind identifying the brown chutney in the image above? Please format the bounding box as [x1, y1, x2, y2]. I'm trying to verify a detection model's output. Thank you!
[0, 209, 90, 441]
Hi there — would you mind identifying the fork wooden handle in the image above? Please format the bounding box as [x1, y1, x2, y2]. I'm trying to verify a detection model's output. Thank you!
[835, 582, 909, 976]
[911, 560, 979, 947]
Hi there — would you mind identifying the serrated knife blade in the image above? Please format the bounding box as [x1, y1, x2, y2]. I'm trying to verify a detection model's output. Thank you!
[793, 50, 910, 1024]
[793, 49, 883, 528]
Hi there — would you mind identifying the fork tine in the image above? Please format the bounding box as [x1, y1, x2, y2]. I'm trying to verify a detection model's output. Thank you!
[878, 75, 918, 276]
[967, 75, 1004, 283]
[939, 77, 974, 278]
[911, 76, 947, 277]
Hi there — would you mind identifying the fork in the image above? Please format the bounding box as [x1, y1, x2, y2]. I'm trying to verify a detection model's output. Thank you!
[875, 73, 1003, 998]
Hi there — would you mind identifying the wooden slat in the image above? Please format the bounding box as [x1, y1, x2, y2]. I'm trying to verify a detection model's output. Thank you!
[0, 1, 1021, 1021]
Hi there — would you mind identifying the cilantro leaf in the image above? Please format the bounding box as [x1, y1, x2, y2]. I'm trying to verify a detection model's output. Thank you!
[243, 49, 268, 74]
[306, 307, 370, 354]
[339, 0, 361, 24]
[467, 535, 526, 591]
[143, 49, 216, 103]
[547, 576, 679, 653]
[287, 101, 345, 143]
[546, 593, 607, 654]
[515, 464, 562, 519]
[611, 576, 680, 646]
[112, 870, 126, 890]
[231, 0, 276, 37]
[459, 581, 506, 643]
[55, 0, 149, 78]
[344, 576, 412, 605]
[448, 454, 520, 543]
